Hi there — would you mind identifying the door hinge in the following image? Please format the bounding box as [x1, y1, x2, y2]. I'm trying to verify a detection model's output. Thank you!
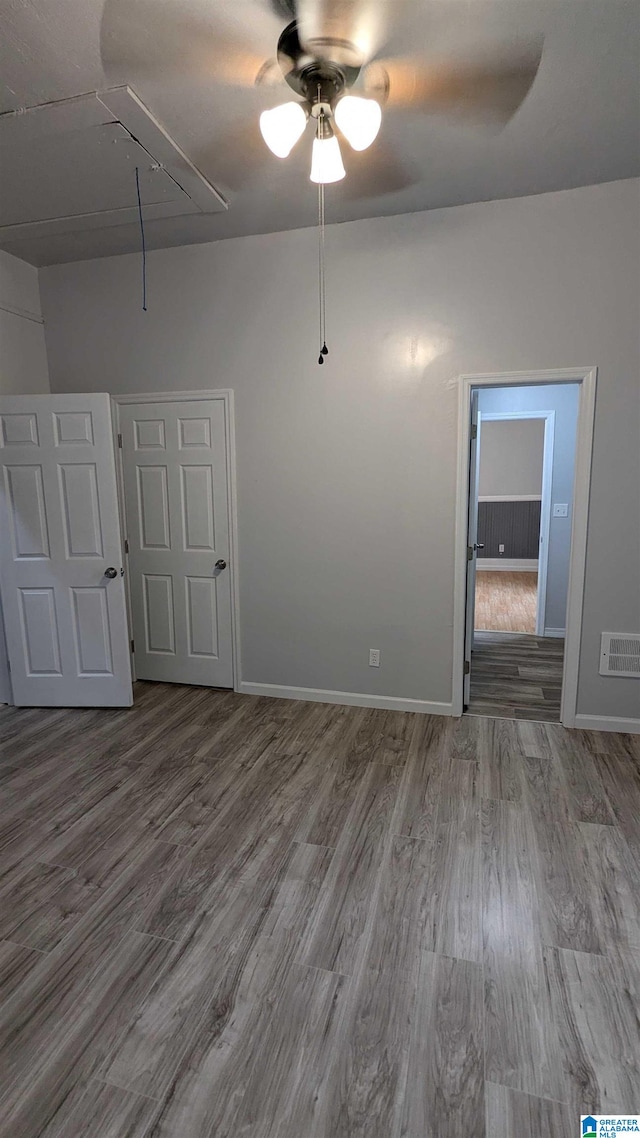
[471, 423, 478, 440]
[467, 545, 473, 561]
[117, 433, 123, 448]
[130, 639, 135, 653]
[6, 657, 10, 673]
[124, 538, 129, 554]
[464, 660, 470, 675]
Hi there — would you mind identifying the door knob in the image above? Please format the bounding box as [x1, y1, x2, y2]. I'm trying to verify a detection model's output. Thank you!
[104, 567, 118, 579]
[215, 559, 227, 571]
[474, 543, 485, 551]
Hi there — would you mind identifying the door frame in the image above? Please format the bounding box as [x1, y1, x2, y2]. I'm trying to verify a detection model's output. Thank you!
[476, 409, 555, 637]
[452, 367, 597, 727]
[111, 390, 242, 692]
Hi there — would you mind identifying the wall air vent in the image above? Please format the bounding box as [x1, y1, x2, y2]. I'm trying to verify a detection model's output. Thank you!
[599, 633, 640, 677]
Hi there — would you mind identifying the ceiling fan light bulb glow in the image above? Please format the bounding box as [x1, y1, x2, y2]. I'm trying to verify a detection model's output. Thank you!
[334, 95, 382, 151]
[310, 135, 346, 183]
[259, 102, 307, 158]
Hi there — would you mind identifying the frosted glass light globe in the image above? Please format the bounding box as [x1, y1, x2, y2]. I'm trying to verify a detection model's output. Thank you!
[334, 95, 382, 151]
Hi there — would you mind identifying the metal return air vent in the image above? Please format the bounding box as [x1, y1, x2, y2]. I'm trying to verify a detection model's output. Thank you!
[599, 633, 640, 677]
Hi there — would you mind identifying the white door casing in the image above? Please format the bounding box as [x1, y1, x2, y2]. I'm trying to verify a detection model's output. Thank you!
[463, 391, 480, 707]
[452, 367, 598, 726]
[0, 394, 132, 706]
[118, 398, 234, 687]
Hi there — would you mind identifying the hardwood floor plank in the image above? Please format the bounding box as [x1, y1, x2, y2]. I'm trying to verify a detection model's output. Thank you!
[0, 860, 98, 952]
[137, 847, 337, 1137]
[544, 945, 640, 1115]
[596, 749, 640, 876]
[261, 841, 335, 940]
[235, 962, 348, 1138]
[137, 748, 319, 942]
[298, 760, 404, 975]
[102, 893, 270, 1100]
[522, 755, 603, 954]
[0, 939, 44, 1006]
[550, 729, 616, 824]
[293, 709, 371, 848]
[0, 838, 187, 1120]
[480, 719, 525, 803]
[423, 793, 481, 965]
[45, 1080, 159, 1138]
[318, 835, 432, 1138]
[482, 798, 565, 1102]
[0, 929, 175, 1138]
[401, 953, 484, 1138]
[395, 716, 449, 841]
[485, 1083, 572, 1138]
[580, 823, 640, 949]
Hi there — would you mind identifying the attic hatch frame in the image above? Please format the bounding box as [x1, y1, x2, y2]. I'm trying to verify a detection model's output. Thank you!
[0, 86, 227, 250]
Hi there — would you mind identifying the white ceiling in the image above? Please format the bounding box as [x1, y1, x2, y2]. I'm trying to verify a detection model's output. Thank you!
[1, 0, 639, 265]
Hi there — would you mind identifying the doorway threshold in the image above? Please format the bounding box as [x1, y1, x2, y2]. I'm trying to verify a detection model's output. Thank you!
[466, 631, 564, 723]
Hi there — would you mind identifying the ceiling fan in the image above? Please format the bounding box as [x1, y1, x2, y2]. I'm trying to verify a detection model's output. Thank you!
[101, 0, 544, 188]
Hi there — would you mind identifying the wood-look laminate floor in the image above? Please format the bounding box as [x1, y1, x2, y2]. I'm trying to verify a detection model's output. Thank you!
[468, 631, 565, 723]
[475, 571, 538, 634]
[1, 683, 639, 1137]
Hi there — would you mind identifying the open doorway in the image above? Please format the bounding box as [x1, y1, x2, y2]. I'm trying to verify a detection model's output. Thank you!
[453, 369, 597, 727]
[474, 410, 552, 636]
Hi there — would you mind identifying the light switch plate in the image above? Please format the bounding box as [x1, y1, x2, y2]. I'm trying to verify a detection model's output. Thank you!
[553, 503, 569, 518]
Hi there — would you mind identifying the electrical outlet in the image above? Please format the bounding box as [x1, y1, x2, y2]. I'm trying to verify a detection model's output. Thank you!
[369, 648, 380, 667]
[499, 543, 505, 553]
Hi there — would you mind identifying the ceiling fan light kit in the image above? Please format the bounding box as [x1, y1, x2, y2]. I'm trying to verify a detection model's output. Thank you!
[257, 19, 384, 183]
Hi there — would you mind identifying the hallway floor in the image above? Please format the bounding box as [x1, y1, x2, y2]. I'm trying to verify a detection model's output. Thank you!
[468, 631, 565, 722]
[1, 684, 639, 1137]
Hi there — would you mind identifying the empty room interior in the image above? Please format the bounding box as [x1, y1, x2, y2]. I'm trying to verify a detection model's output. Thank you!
[0, 2, 639, 1136]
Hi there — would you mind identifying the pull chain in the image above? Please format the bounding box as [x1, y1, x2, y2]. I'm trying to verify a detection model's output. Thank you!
[317, 155, 328, 365]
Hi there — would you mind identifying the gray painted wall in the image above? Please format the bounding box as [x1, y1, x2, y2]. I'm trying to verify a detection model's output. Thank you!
[478, 418, 544, 498]
[0, 249, 50, 703]
[478, 384, 580, 632]
[40, 179, 640, 720]
[0, 250, 50, 396]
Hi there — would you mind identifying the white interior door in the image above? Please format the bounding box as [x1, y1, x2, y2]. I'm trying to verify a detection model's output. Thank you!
[119, 398, 234, 687]
[0, 394, 132, 707]
[464, 391, 480, 706]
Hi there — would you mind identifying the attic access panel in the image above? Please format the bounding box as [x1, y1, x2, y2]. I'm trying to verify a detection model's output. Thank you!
[0, 87, 226, 246]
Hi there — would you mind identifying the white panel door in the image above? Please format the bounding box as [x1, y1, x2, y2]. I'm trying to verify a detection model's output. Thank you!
[119, 399, 233, 687]
[0, 394, 132, 706]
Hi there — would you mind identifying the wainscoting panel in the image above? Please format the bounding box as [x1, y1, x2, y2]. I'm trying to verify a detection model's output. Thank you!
[477, 499, 541, 560]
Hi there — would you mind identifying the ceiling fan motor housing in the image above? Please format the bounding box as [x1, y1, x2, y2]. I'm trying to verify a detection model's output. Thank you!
[277, 20, 361, 108]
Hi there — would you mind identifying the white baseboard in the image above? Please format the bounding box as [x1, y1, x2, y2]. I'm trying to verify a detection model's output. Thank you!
[544, 627, 565, 638]
[237, 681, 453, 717]
[476, 559, 538, 572]
[573, 714, 640, 735]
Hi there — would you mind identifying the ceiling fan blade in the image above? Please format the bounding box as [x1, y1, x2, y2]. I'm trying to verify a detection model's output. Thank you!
[296, 0, 390, 68]
[100, 0, 280, 88]
[338, 135, 419, 201]
[364, 40, 544, 124]
[192, 120, 270, 193]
